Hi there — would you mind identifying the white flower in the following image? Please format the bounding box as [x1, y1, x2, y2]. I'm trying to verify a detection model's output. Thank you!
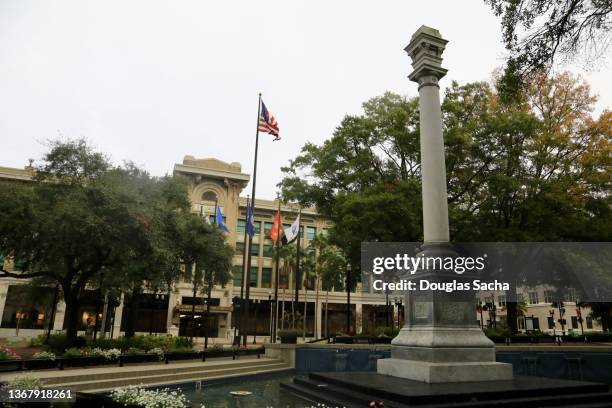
[32, 351, 56, 361]
[111, 385, 188, 408]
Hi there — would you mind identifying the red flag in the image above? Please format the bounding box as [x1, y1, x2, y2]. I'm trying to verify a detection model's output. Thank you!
[269, 209, 284, 241]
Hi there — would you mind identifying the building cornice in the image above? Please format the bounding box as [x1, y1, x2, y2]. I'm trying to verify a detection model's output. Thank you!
[173, 163, 250, 182]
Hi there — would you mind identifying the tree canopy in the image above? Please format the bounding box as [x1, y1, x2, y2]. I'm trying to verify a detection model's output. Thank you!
[486, 0, 612, 74]
[279, 73, 611, 270]
[0, 139, 233, 343]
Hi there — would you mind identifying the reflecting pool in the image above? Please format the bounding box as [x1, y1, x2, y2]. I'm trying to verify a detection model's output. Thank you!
[180, 374, 316, 408]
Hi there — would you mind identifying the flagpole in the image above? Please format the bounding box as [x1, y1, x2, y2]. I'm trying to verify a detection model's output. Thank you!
[238, 195, 249, 345]
[272, 197, 281, 342]
[243, 93, 262, 346]
[294, 208, 301, 329]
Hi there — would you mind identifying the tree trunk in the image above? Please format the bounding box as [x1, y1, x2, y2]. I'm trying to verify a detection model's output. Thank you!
[63, 291, 80, 345]
[124, 288, 140, 338]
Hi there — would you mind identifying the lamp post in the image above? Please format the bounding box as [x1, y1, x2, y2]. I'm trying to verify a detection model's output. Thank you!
[558, 302, 566, 336]
[385, 289, 390, 328]
[394, 297, 402, 329]
[477, 301, 484, 329]
[577, 301, 584, 336]
[253, 299, 259, 344]
[268, 291, 273, 343]
[549, 309, 556, 337]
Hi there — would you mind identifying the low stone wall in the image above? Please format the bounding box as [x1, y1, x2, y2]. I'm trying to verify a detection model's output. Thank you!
[267, 342, 612, 384]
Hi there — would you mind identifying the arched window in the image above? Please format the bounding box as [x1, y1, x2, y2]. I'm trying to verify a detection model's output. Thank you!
[201, 191, 217, 202]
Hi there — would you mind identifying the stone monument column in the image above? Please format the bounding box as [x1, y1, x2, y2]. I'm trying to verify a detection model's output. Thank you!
[377, 26, 513, 383]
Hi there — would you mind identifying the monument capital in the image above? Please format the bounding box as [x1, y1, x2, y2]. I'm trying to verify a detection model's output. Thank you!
[404, 25, 448, 85]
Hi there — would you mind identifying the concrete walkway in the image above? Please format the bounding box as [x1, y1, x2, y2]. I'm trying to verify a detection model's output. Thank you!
[0, 356, 291, 392]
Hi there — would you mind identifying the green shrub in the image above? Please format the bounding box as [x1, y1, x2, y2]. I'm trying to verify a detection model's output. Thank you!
[205, 343, 224, 353]
[88, 337, 122, 350]
[46, 334, 71, 354]
[124, 347, 145, 356]
[3, 375, 45, 389]
[0, 346, 20, 360]
[483, 327, 510, 337]
[278, 329, 301, 339]
[373, 326, 399, 337]
[27, 333, 46, 347]
[63, 347, 85, 358]
[173, 336, 193, 349]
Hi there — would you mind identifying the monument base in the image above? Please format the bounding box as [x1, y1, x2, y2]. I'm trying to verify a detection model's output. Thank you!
[377, 357, 513, 383]
[281, 372, 612, 407]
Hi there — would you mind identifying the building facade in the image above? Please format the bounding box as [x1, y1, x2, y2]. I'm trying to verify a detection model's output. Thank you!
[0, 158, 604, 342]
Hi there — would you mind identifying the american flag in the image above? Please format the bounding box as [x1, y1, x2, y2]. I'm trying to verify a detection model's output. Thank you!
[258, 100, 280, 141]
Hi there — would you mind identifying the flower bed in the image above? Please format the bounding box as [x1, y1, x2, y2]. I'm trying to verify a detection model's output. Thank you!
[0, 346, 265, 372]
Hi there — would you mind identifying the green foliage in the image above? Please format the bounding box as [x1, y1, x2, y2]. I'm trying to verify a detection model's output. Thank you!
[172, 337, 194, 349]
[27, 333, 47, 347]
[0, 139, 233, 344]
[3, 375, 45, 389]
[280, 76, 611, 278]
[0, 346, 20, 360]
[372, 326, 399, 337]
[278, 329, 301, 339]
[45, 334, 72, 355]
[63, 347, 85, 357]
[485, 0, 611, 75]
[483, 327, 510, 337]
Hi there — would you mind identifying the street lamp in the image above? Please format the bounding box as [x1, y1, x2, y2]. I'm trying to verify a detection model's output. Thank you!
[549, 309, 556, 337]
[558, 301, 566, 336]
[253, 299, 259, 344]
[385, 289, 390, 328]
[394, 297, 402, 329]
[576, 301, 584, 336]
[154, 293, 165, 336]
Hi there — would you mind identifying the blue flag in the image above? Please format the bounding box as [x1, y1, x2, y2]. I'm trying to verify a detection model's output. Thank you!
[246, 204, 255, 238]
[215, 206, 230, 232]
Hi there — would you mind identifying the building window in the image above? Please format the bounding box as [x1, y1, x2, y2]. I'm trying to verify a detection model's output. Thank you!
[586, 316, 593, 329]
[321, 228, 328, 236]
[235, 242, 244, 255]
[261, 268, 272, 288]
[250, 243, 260, 256]
[249, 267, 258, 287]
[544, 290, 555, 303]
[498, 295, 506, 307]
[571, 316, 578, 329]
[484, 297, 492, 307]
[528, 292, 539, 304]
[253, 221, 262, 235]
[233, 265, 243, 287]
[263, 244, 273, 258]
[264, 222, 274, 236]
[237, 220, 246, 233]
[547, 316, 555, 329]
[306, 226, 316, 240]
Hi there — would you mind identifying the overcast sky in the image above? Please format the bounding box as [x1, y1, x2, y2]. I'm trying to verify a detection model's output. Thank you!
[1, 0, 610, 199]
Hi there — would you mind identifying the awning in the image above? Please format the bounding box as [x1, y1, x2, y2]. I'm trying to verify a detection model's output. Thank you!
[175, 305, 233, 314]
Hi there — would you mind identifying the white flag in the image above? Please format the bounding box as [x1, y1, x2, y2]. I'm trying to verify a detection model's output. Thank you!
[285, 214, 301, 244]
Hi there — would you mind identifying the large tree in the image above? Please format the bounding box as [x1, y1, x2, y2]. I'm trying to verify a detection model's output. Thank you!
[0, 140, 233, 343]
[279, 73, 610, 333]
[486, 0, 612, 75]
